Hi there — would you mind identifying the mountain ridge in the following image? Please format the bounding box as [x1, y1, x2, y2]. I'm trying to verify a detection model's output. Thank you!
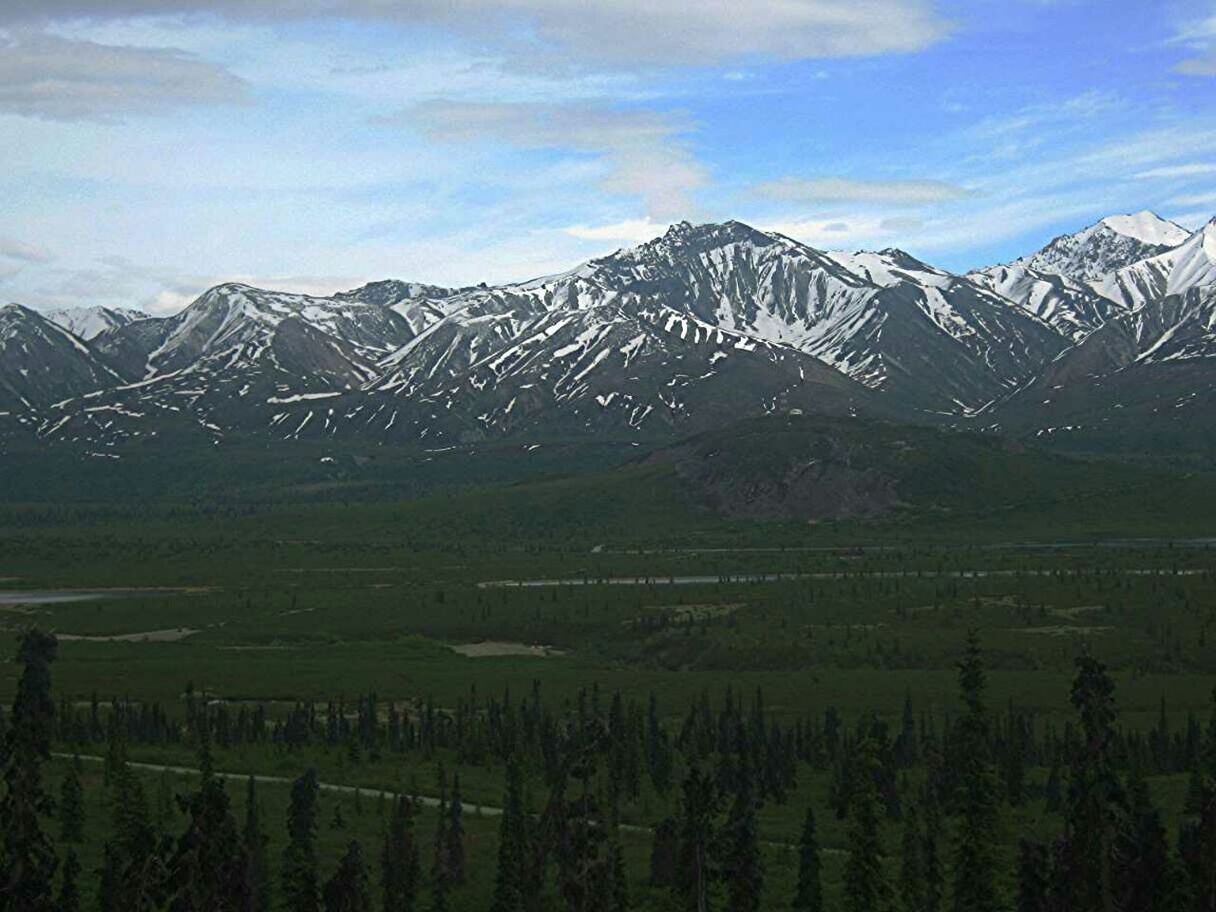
[3, 211, 1215, 457]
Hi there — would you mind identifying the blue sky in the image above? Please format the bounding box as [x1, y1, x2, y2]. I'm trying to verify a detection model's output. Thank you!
[1, 0, 1215, 314]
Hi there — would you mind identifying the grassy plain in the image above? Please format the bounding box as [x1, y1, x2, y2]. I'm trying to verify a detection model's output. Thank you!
[3, 428, 1215, 909]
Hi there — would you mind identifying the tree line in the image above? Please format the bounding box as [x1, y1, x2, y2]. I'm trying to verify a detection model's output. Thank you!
[2, 628, 1216, 910]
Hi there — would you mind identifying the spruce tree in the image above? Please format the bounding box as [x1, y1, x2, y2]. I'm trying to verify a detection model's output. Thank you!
[96, 845, 121, 912]
[923, 826, 943, 912]
[0, 629, 59, 912]
[899, 804, 926, 912]
[609, 841, 629, 912]
[1180, 686, 1216, 912]
[649, 818, 679, 889]
[429, 869, 448, 912]
[156, 770, 177, 836]
[382, 796, 420, 912]
[59, 759, 85, 844]
[722, 778, 762, 912]
[243, 777, 271, 912]
[55, 849, 81, 912]
[323, 841, 372, 912]
[1118, 768, 1168, 912]
[100, 727, 166, 912]
[843, 736, 888, 912]
[282, 770, 321, 912]
[445, 775, 466, 887]
[951, 631, 1002, 912]
[675, 766, 718, 912]
[1015, 840, 1048, 912]
[1054, 653, 1126, 912]
[164, 750, 246, 912]
[491, 760, 526, 912]
[792, 808, 823, 912]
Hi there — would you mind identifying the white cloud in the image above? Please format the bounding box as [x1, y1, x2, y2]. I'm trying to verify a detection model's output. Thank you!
[1173, 13, 1216, 75]
[562, 218, 669, 243]
[0, 1, 953, 66]
[763, 215, 896, 247]
[0, 236, 54, 263]
[0, 31, 249, 121]
[393, 101, 706, 218]
[753, 176, 974, 206]
[1135, 162, 1216, 179]
[1167, 191, 1216, 208]
[880, 216, 923, 232]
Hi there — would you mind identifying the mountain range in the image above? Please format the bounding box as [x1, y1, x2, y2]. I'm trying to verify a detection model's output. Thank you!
[3, 209, 1215, 457]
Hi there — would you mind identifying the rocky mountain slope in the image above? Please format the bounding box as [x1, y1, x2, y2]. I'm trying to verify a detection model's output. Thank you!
[0, 304, 124, 413]
[45, 305, 146, 341]
[4, 210, 1216, 456]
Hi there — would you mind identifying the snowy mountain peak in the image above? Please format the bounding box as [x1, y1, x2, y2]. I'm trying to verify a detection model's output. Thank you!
[643, 219, 775, 254]
[1164, 219, 1216, 297]
[1009, 211, 1192, 285]
[1099, 210, 1189, 247]
[45, 305, 147, 341]
[336, 279, 460, 307]
[826, 248, 953, 290]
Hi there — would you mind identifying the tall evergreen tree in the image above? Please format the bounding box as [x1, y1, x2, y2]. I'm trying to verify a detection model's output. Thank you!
[608, 841, 629, 912]
[59, 759, 84, 844]
[243, 777, 272, 912]
[951, 631, 1002, 912]
[1180, 686, 1216, 912]
[282, 770, 321, 912]
[1015, 840, 1048, 912]
[0, 629, 59, 912]
[164, 752, 246, 912]
[792, 808, 823, 912]
[843, 736, 889, 912]
[96, 845, 121, 912]
[491, 761, 527, 912]
[445, 775, 466, 887]
[323, 842, 372, 912]
[106, 739, 164, 912]
[648, 818, 679, 890]
[899, 804, 926, 912]
[923, 828, 943, 912]
[1054, 653, 1126, 912]
[675, 766, 718, 912]
[722, 778, 762, 912]
[382, 796, 421, 912]
[55, 849, 80, 912]
[1119, 768, 1168, 912]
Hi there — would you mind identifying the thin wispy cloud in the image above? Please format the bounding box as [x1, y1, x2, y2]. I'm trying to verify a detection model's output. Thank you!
[0, 1, 953, 66]
[753, 177, 975, 206]
[1135, 162, 1216, 179]
[391, 101, 707, 218]
[0, 31, 250, 121]
[562, 218, 671, 244]
[0, 236, 54, 264]
[1171, 12, 1216, 75]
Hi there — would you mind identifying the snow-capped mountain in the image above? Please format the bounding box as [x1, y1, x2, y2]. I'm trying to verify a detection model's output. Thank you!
[1009, 211, 1189, 285]
[967, 265, 1117, 341]
[969, 211, 1191, 338]
[6, 211, 1216, 455]
[988, 217, 1216, 450]
[0, 304, 123, 412]
[45, 305, 146, 341]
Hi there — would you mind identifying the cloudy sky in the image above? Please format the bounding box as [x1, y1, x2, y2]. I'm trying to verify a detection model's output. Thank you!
[2, 0, 1216, 314]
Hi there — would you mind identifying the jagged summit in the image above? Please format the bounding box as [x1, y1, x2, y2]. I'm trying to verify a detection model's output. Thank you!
[44, 305, 146, 341]
[1007, 210, 1190, 285]
[1100, 210, 1190, 247]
